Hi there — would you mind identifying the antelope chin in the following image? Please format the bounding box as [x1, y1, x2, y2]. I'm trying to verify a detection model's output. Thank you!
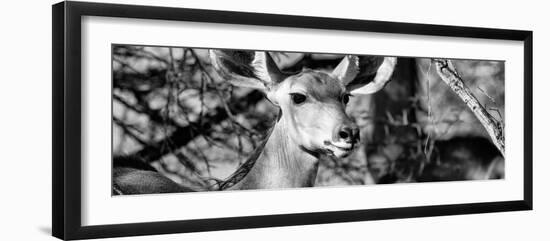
[324, 142, 356, 158]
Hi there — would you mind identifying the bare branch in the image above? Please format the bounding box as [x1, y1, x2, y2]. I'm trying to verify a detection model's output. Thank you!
[432, 59, 505, 156]
[113, 90, 265, 163]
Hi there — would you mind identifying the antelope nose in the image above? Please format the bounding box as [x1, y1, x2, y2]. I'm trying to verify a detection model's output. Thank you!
[336, 124, 359, 143]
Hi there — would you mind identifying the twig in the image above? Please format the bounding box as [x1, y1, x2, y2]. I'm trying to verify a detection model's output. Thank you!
[113, 90, 265, 163]
[423, 61, 435, 159]
[477, 86, 497, 104]
[113, 117, 149, 146]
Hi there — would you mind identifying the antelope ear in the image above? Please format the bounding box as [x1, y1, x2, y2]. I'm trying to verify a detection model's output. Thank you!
[346, 57, 397, 95]
[332, 55, 360, 85]
[210, 50, 287, 91]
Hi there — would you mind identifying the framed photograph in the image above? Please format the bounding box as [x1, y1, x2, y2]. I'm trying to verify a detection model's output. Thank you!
[52, 1, 533, 240]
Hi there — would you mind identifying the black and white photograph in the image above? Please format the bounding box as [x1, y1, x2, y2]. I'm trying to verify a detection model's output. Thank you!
[0, 0, 541, 240]
[1, 0, 546, 240]
[112, 45, 505, 195]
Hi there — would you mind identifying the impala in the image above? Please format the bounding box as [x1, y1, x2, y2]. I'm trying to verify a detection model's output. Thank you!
[113, 50, 396, 194]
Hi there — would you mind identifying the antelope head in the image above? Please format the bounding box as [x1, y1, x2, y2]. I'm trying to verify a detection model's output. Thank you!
[211, 50, 396, 158]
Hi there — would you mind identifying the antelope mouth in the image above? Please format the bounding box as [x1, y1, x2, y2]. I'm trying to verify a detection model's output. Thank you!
[323, 141, 356, 157]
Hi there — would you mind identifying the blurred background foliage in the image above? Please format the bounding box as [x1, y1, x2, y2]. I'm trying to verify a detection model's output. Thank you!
[112, 45, 505, 191]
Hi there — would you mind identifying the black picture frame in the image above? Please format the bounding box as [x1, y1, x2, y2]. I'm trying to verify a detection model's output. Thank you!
[52, 1, 533, 240]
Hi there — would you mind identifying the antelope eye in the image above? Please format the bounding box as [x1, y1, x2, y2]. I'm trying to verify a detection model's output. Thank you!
[290, 93, 307, 105]
[342, 94, 351, 105]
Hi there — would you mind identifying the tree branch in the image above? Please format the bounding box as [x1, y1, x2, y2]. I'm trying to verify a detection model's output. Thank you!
[113, 90, 265, 163]
[432, 59, 505, 156]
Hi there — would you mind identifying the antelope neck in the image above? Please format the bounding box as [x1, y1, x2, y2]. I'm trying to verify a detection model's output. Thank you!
[234, 116, 320, 189]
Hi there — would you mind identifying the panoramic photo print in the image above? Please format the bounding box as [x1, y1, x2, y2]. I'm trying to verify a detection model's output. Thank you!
[111, 45, 505, 195]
